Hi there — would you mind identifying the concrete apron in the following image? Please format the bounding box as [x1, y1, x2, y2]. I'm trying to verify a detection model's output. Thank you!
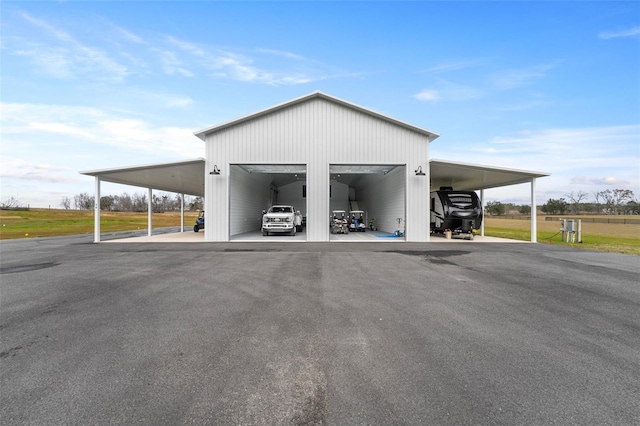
[104, 231, 527, 244]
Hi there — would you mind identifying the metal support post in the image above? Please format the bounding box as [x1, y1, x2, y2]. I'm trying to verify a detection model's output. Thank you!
[577, 219, 582, 243]
[180, 193, 185, 232]
[531, 178, 537, 243]
[480, 189, 485, 237]
[148, 188, 153, 237]
[94, 176, 101, 243]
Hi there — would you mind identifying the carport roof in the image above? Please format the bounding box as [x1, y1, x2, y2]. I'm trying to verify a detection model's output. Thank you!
[430, 159, 550, 191]
[81, 158, 205, 196]
[80, 158, 548, 198]
[194, 91, 440, 141]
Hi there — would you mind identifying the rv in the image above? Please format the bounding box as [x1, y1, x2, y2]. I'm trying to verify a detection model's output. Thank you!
[430, 187, 482, 235]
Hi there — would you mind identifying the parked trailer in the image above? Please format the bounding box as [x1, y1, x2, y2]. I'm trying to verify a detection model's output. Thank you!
[430, 187, 482, 237]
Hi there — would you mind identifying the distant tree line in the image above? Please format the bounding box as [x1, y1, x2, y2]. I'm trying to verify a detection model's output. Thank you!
[485, 189, 638, 216]
[542, 189, 638, 215]
[0, 196, 29, 210]
[61, 192, 203, 212]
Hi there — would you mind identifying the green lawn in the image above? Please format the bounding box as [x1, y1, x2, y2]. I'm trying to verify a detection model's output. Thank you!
[484, 215, 640, 256]
[0, 209, 198, 240]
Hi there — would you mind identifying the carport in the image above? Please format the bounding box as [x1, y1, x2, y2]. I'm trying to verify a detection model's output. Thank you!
[430, 159, 549, 242]
[81, 158, 205, 243]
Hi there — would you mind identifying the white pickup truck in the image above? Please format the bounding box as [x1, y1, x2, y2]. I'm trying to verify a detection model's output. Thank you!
[262, 205, 303, 236]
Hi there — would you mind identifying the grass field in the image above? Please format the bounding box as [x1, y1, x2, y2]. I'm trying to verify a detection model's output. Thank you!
[1, 209, 638, 255]
[485, 216, 640, 256]
[0, 209, 199, 240]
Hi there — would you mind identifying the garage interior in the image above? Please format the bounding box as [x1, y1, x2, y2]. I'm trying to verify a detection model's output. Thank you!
[329, 165, 406, 241]
[230, 164, 307, 240]
[229, 163, 407, 241]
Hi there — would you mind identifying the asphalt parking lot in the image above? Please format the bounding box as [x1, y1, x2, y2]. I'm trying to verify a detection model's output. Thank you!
[1, 235, 639, 425]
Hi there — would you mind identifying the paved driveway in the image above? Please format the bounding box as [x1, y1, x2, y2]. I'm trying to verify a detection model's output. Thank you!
[1, 236, 639, 425]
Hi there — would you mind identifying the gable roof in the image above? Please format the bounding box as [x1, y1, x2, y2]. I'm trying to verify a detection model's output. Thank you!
[194, 91, 440, 141]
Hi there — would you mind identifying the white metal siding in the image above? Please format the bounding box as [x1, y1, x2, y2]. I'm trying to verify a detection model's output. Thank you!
[329, 181, 350, 214]
[275, 181, 306, 214]
[358, 166, 406, 234]
[229, 166, 272, 236]
[204, 97, 431, 242]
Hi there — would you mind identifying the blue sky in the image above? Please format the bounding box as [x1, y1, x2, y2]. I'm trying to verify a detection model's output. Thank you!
[1, 1, 639, 208]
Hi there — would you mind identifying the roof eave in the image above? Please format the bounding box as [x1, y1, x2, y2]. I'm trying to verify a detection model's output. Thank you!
[430, 159, 550, 178]
[80, 157, 205, 176]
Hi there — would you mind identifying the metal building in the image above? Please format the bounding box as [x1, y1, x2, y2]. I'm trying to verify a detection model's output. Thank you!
[195, 91, 437, 242]
[82, 91, 549, 243]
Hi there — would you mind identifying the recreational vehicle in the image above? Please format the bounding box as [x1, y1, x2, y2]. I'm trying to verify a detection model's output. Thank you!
[430, 187, 483, 236]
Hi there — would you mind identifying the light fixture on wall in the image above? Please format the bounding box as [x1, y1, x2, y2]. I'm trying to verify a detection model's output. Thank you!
[210, 165, 221, 175]
[415, 165, 425, 176]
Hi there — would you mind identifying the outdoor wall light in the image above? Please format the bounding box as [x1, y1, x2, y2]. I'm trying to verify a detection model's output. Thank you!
[210, 165, 221, 175]
[415, 166, 425, 176]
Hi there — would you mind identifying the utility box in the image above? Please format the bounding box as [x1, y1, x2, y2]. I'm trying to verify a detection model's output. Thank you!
[566, 219, 575, 233]
[560, 218, 581, 243]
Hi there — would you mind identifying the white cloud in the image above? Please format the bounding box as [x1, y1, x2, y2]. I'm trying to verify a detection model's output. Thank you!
[1, 103, 106, 130]
[599, 27, 640, 40]
[414, 90, 440, 101]
[152, 48, 194, 77]
[422, 59, 485, 73]
[162, 35, 345, 86]
[14, 45, 74, 79]
[167, 36, 207, 57]
[431, 124, 640, 202]
[257, 48, 306, 60]
[570, 176, 630, 186]
[1, 102, 202, 157]
[20, 12, 75, 43]
[490, 63, 559, 90]
[0, 157, 78, 183]
[414, 80, 484, 102]
[113, 25, 145, 45]
[6, 12, 350, 87]
[29, 122, 96, 139]
[482, 125, 639, 157]
[11, 13, 130, 81]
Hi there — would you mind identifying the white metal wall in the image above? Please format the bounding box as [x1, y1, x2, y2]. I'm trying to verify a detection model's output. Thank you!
[357, 166, 406, 234]
[329, 181, 350, 214]
[229, 166, 272, 236]
[204, 97, 431, 242]
[276, 181, 307, 216]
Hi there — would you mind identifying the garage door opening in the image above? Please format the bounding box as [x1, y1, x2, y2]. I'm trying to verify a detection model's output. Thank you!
[230, 164, 307, 241]
[329, 164, 406, 241]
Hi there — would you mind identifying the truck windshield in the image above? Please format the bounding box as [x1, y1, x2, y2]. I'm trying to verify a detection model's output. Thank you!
[269, 207, 292, 213]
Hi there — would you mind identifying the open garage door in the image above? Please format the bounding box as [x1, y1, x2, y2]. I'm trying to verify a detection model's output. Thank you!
[229, 164, 307, 241]
[329, 165, 406, 241]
